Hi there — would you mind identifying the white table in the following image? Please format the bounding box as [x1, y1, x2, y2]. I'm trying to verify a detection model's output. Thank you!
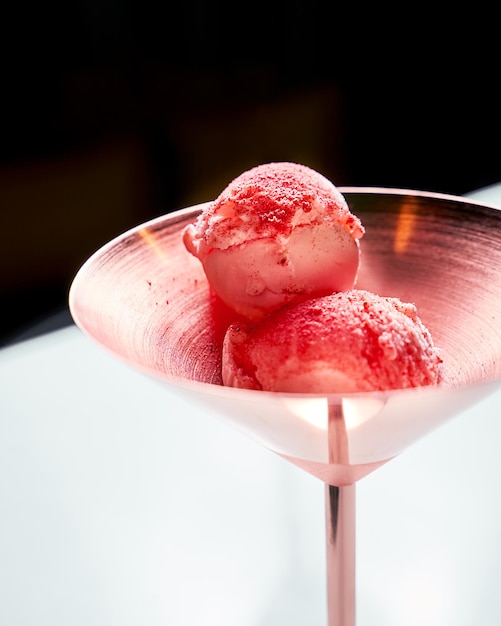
[2, 183, 501, 626]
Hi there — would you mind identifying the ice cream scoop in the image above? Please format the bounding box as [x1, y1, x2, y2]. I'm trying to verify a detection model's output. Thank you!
[222, 290, 443, 393]
[183, 162, 364, 319]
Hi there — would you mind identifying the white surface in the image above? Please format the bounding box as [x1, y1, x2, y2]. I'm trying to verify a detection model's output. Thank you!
[2, 183, 501, 626]
[466, 181, 501, 206]
[0, 328, 326, 626]
[1, 325, 501, 626]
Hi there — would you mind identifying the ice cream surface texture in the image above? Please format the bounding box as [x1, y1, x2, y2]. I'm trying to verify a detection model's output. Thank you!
[183, 162, 364, 319]
[222, 290, 443, 393]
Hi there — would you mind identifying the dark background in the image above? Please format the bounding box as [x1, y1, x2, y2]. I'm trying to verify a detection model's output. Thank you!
[1, 3, 499, 344]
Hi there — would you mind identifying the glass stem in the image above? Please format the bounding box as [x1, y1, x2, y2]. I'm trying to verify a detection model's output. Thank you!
[326, 402, 356, 626]
[325, 483, 356, 626]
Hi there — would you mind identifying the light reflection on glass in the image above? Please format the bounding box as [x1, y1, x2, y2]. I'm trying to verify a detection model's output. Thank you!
[394, 202, 418, 254]
[283, 397, 328, 430]
[282, 396, 385, 431]
[342, 397, 386, 429]
[138, 227, 168, 261]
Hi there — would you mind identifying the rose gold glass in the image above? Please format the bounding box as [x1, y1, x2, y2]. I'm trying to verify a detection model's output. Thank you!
[69, 189, 501, 625]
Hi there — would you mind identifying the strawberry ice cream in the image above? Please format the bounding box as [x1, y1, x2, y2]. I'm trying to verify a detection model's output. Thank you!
[222, 290, 443, 393]
[183, 162, 364, 319]
[182, 161, 443, 395]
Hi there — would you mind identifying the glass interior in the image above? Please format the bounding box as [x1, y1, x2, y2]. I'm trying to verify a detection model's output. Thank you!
[69, 189, 501, 482]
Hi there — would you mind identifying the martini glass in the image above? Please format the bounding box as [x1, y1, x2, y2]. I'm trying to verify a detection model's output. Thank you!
[69, 188, 501, 626]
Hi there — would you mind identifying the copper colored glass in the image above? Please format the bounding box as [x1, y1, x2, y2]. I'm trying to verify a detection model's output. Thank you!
[70, 189, 501, 625]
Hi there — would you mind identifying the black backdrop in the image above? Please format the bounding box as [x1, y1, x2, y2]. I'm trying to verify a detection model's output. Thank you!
[1, 2, 499, 342]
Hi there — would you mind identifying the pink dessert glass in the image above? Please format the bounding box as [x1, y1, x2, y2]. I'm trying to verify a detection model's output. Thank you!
[69, 188, 501, 626]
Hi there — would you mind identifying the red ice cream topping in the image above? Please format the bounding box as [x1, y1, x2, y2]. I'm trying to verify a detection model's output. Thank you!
[185, 162, 364, 254]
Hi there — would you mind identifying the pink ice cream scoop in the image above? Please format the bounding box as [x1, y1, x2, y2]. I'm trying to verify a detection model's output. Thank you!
[183, 162, 364, 319]
[222, 290, 444, 393]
